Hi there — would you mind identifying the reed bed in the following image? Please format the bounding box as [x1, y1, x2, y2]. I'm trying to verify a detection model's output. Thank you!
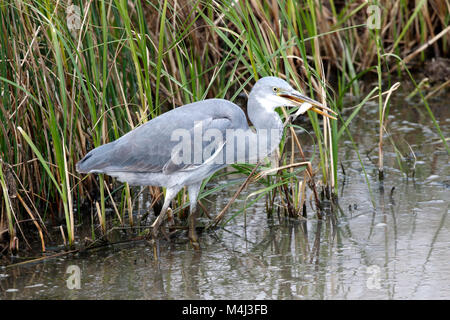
[0, 0, 448, 254]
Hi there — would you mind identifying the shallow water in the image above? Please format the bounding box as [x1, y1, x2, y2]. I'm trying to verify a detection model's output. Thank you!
[1, 88, 449, 299]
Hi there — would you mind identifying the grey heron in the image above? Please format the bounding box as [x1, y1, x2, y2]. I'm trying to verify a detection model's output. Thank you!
[76, 76, 336, 248]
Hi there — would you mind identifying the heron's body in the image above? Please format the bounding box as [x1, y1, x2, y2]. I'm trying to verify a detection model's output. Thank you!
[76, 77, 336, 248]
[77, 99, 246, 185]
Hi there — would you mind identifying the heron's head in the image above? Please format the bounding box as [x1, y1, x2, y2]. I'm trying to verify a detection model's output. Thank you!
[250, 76, 336, 119]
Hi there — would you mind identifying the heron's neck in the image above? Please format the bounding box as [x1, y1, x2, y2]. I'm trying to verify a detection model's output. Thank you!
[248, 94, 284, 132]
[247, 96, 284, 160]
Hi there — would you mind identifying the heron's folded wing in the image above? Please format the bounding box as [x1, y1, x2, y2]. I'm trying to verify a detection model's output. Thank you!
[83, 114, 231, 174]
[76, 100, 248, 175]
[161, 117, 231, 174]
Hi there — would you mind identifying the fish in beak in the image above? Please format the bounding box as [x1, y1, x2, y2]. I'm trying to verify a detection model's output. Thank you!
[278, 91, 337, 120]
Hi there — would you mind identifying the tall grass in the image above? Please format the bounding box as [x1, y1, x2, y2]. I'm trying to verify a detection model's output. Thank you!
[0, 161, 16, 252]
[0, 0, 448, 254]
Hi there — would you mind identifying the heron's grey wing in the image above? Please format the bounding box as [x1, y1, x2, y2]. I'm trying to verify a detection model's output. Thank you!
[162, 116, 232, 174]
[76, 99, 249, 174]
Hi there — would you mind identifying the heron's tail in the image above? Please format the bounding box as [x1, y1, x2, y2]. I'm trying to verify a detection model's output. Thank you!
[76, 142, 116, 173]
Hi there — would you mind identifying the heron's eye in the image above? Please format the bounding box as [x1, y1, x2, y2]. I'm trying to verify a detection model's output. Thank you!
[272, 87, 279, 93]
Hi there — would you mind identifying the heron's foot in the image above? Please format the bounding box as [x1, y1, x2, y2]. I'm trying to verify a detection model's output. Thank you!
[148, 238, 160, 261]
[190, 239, 201, 250]
[188, 227, 201, 250]
[189, 234, 201, 250]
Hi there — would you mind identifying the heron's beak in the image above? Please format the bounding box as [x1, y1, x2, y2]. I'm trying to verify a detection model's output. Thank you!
[278, 91, 337, 120]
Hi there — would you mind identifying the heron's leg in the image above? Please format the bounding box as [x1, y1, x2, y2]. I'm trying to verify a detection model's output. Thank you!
[187, 182, 202, 250]
[151, 186, 180, 237]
